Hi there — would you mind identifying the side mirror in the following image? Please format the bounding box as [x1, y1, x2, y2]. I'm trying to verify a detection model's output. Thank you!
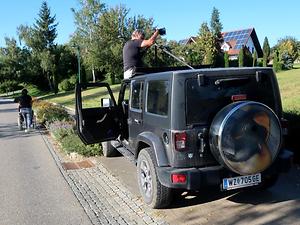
[101, 98, 113, 107]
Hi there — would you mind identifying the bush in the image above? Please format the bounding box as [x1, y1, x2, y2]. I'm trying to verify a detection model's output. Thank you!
[47, 120, 75, 141]
[33, 100, 70, 124]
[60, 133, 101, 156]
[58, 79, 75, 92]
[0, 80, 22, 94]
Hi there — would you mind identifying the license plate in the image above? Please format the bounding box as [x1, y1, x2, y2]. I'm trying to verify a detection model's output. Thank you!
[223, 173, 261, 190]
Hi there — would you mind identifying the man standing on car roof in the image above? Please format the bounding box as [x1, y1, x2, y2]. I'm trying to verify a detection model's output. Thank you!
[122, 29, 160, 79]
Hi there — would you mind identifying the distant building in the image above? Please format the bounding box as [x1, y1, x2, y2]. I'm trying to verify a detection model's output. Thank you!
[179, 28, 263, 60]
[221, 28, 263, 60]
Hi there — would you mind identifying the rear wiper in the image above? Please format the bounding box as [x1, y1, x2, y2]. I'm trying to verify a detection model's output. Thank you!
[215, 77, 249, 86]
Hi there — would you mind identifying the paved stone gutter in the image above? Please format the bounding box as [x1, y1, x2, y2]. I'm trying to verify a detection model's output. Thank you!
[40, 130, 168, 225]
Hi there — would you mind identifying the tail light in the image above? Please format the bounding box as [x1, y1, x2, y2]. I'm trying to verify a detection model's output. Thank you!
[231, 94, 247, 102]
[281, 118, 288, 135]
[174, 132, 187, 151]
[171, 174, 187, 183]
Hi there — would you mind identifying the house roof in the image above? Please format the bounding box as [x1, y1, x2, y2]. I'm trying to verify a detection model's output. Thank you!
[178, 27, 263, 58]
[222, 28, 263, 57]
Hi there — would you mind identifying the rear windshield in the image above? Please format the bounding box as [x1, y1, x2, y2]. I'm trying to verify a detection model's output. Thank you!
[186, 74, 276, 125]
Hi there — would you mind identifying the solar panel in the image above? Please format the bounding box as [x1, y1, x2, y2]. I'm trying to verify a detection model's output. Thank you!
[222, 29, 252, 50]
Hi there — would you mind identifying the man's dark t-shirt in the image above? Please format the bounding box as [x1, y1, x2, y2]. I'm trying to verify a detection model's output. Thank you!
[123, 39, 144, 71]
[15, 94, 32, 108]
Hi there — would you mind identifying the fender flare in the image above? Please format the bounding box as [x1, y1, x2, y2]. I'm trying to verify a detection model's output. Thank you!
[136, 132, 169, 167]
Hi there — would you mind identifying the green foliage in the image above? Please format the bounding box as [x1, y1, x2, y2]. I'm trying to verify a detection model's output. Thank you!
[32, 100, 70, 124]
[0, 80, 21, 94]
[196, 22, 217, 66]
[61, 133, 100, 156]
[273, 50, 282, 72]
[281, 51, 293, 70]
[262, 37, 270, 67]
[48, 119, 101, 157]
[47, 120, 75, 141]
[210, 7, 223, 37]
[238, 48, 244, 67]
[224, 52, 229, 67]
[253, 50, 257, 67]
[18, 1, 58, 92]
[276, 36, 298, 63]
[58, 78, 75, 91]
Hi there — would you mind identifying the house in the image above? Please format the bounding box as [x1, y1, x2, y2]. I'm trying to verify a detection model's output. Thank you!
[221, 28, 263, 60]
[179, 28, 263, 60]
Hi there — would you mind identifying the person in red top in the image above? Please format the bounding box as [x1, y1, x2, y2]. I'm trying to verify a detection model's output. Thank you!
[122, 29, 160, 79]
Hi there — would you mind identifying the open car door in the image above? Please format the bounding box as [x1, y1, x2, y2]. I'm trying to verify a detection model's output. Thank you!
[75, 82, 120, 145]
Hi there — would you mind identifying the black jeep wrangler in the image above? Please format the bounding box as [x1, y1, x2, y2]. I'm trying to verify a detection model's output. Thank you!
[75, 67, 292, 208]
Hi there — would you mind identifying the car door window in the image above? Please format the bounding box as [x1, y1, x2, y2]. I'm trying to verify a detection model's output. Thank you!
[146, 80, 169, 116]
[130, 81, 143, 111]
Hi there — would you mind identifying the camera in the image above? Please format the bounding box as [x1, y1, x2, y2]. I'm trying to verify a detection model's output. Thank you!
[158, 27, 166, 35]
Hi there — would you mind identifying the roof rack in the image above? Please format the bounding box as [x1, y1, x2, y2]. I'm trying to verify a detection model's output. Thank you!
[133, 65, 212, 75]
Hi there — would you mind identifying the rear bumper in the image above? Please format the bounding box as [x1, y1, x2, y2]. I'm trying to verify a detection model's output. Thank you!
[157, 149, 293, 190]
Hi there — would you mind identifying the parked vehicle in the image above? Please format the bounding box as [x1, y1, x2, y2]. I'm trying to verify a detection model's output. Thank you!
[75, 67, 292, 208]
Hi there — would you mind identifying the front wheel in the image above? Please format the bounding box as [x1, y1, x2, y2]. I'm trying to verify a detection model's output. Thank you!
[137, 147, 172, 209]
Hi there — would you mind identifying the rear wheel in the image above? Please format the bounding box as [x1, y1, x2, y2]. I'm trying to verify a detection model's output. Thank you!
[137, 147, 172, 209]
[101, 141, 120, 157]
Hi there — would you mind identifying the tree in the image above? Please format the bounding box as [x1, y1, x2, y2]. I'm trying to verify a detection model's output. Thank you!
[238, 47, 244, 67]
[224, 52, 229, 67]
[273, 50, 282, 72]
[71, 0, 106, 83]
[210, 7, 223, 39]
[262, 37, 270, 67]
[196, 22, 217, 65]
[276, 36, 298, 63]
[18, 1, 58, 91]
[253, 50, 257, 67]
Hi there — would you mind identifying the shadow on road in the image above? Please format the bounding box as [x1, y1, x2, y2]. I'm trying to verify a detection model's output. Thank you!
[167, 167, 300, 209]
[0, 123, 40, 139]
[0, 98, 14, 104]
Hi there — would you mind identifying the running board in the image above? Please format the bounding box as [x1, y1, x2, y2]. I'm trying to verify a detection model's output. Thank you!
[111, 140, 136, 164]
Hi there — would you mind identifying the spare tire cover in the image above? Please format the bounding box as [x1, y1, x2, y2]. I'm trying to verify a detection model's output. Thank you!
[209, 101, 281, 175]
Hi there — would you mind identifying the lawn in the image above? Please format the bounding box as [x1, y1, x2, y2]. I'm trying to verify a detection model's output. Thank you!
[39, 83, 121, 109]
[276, 64, 300, 112]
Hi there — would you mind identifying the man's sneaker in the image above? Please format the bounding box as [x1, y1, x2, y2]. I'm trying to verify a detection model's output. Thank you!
[25, 129, 29, 133]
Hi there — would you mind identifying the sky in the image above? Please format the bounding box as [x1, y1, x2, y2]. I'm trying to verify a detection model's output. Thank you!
[0, 0, 300, 48]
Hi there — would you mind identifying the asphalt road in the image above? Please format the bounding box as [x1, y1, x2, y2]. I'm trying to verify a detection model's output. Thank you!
[0, 98, 92, 225]
[99, 146, 300, 225]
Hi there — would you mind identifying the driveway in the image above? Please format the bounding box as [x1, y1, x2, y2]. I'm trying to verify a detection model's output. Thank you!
[99, 155, 300, 225]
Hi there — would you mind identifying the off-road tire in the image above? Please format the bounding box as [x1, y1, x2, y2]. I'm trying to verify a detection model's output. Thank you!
[137, 147, 172, 209]
[101, 141, 119, 157]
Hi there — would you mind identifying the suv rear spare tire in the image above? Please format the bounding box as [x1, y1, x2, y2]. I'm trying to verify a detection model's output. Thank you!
[209, 101, 282, 175]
